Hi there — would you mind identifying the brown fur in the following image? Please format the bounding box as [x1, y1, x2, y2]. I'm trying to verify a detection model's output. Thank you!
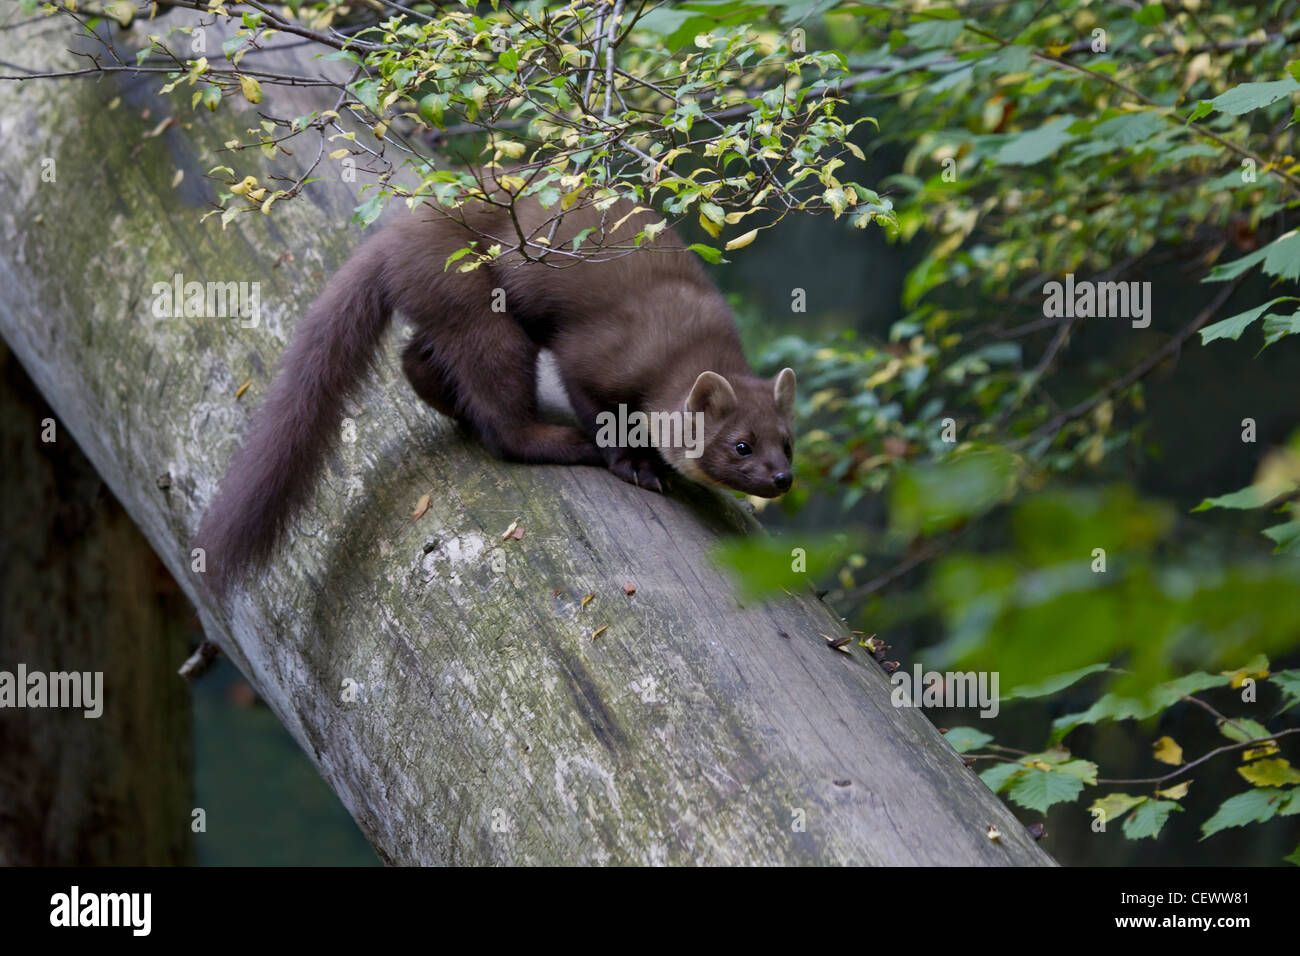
[195, 191, 795, 591]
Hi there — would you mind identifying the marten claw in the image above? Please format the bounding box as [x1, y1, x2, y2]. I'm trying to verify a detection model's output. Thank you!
[636, 464, 664, 493]
[607, 451, 665, 493]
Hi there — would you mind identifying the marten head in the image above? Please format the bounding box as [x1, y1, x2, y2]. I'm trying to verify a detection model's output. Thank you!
[671, 368, 796, 498]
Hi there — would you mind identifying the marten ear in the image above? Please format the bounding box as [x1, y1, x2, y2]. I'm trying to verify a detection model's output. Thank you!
[686, 371, 737, 417]
[773, 367, 796, 418]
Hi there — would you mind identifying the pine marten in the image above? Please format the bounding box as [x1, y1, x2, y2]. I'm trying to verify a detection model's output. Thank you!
[195, 189, 797, 591]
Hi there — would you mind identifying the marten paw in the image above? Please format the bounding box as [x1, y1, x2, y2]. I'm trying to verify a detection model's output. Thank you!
[605, 449, 666, 493]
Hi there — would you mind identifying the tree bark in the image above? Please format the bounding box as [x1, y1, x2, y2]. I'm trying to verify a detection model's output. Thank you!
[0, 13, 1053, 865]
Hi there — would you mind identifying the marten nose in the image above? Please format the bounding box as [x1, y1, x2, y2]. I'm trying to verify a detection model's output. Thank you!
[773, 471, 792, 492]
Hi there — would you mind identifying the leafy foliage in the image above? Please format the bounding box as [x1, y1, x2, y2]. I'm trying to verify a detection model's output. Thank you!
[954, 659, 1300, 850]
[41, 0, 889, 263]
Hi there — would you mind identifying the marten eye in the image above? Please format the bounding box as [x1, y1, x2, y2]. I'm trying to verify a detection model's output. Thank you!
[735, 441, 753, 457]
[782, 438, 793, 459]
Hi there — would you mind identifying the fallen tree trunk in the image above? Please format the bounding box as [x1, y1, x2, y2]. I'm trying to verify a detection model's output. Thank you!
[0, 13, 1052, 865]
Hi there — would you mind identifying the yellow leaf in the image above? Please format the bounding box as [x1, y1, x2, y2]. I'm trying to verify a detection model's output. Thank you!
[823, 186, 847, 218]
[610, 205, 649, 232]
[1153, 736, 1183, 766]
[106, 0, 133, 26]
[865, 357, 902, 389]
[1155, 781, 1190, 800]
[329, 148, 350, 160]
[1243, 742, 1281, 761]
[1044, 42, 1070, 57]
[413, 493, 431, 521]
[230, 175, 258, 195]
[239, 75, 262, 104]
[494, 140, 526, 159]
[1223, 656, 1270, 687]
[725, 228, 758, 251]
[592, 624, 609, 640]
[1237, 757, 1300, 787]
[698, 212, 722, 238]
[235, 380, 251, 399]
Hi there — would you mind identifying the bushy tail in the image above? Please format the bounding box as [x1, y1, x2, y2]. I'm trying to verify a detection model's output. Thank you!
[195, 240, 391, 593]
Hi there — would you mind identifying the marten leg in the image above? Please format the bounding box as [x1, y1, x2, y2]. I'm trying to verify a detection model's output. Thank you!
[406, 311, 604, 467]
[561, 376, 668, 492]
[401, 336, 458, 418]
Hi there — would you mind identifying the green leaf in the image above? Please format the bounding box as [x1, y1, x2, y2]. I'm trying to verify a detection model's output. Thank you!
[350, 78, 382, 114]
[903, 18, 965, 49]
[1193, 478, 1297, 511]
[712, 533, 856, 600]
[979, 761, 1027, 793]
[1216, 717, 1271, 743]
[993, 117, 1076, 166]
[1053, 672, 1234, 732]
[1092, 111, 1165, 148]
[1133, 3, 1166, 25]
[1263, 521, 1300, 554]
[352, 194, 385, 228]
[1150, 142, 1219, 172]
[975, 45, 1033, 78]
[943, 726, 993, 754]
[1054, 758, 1099, 785]
[1207, 78, 1300, 117]
[1198, 297, 1300, 344]
[570, 226, 595, 251]
[442, 246, 475, 270]
[687, 242, 724, 264]
[1123, 799, 1180, 839]
[1008, 767, 1085, 813]
[1006, 663, 1110, 700]
[698, 201, 725, 225]
[890, 447, 1017, 537]
[1270, 670, 1300, 713]
[1201, 788, 1288, 838]
[1209, 230, 1300, 282]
